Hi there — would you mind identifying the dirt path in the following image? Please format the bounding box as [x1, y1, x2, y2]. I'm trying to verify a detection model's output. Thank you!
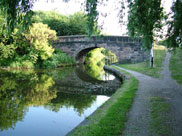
[115, 51, 182, 136]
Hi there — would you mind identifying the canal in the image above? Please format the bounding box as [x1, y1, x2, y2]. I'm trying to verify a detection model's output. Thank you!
[0, 65, 121, 136]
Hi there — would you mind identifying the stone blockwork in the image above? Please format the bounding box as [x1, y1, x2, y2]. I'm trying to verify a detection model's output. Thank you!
[53, 35, 149, 63]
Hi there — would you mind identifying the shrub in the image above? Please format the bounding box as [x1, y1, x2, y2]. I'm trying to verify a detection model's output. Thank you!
[24, 23, 57, 60]
[0, 43, 17, 59]
[22, 60, 34, 69]
[8, 57, 34, 69]
[42, 50, 75, 68]
[0, 20, 75, 69]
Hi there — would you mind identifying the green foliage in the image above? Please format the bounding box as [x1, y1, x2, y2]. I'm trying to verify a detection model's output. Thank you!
[32, 11, 100, 36]
[32, 11, 69, 36]
[127, 0, 164, 49]
[68, 12, 88, 35]
[42, 50, 75, 68]
[0, 22, 63, 69]
[9, 60, 34, 69]
[85, 47, 118, 80]
[169, 48, 182, 84]
[0, 0, 33, 34]
[0, 0, 181, 49]
[86, 0, 99, 37]
[166, 0, 182, 48]
[0, 43, 17, 59]
[85, 47, 118, 65]
[158, 39, 168, 47]
[25, 23, 56, 60]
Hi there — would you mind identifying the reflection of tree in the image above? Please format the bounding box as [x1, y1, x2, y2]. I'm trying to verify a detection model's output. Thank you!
[0, 70, 57, 131]
[0, 88, 27, 131]
[85, 62, 105, 80]
[85, 48, 118, 80]
[0, 67, 97, 131]
[45, 92, 96, 116]
[46, 67, 75, 80]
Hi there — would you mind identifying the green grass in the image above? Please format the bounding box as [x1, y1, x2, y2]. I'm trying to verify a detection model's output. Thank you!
[118, 45, 166, 78]
[169, 48, 182, 84]
[72, 66, 139, 136]
[150, 97, 171, 136]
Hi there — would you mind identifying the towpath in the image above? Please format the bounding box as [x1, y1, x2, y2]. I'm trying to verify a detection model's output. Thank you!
[115, 51, 182, 136]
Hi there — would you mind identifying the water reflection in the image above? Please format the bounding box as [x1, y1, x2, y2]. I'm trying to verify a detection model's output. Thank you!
[85, 63, 116, 81]
[0, 65, 121, 135]
[45, 92, 96, 116]
[84, 47, 118, 81]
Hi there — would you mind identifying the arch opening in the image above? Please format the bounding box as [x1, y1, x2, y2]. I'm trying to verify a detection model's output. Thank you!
[77, 47, 118, 81]
[76, 47, 99, 64]
[76, 47, 118, 64]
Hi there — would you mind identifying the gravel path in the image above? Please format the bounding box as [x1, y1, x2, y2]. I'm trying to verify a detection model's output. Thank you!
[115, 51, 182, 136]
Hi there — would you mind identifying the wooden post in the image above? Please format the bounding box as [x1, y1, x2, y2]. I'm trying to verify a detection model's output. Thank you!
[150, 45, 154, 68]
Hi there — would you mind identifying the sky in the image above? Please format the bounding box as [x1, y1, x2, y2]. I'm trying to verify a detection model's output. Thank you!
[32, 0, 173, 36]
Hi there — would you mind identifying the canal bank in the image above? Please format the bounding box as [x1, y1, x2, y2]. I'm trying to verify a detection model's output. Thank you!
[69, 65, 139, 136]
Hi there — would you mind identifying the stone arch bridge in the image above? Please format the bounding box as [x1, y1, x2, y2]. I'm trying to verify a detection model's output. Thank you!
[53, 35, 149, 63]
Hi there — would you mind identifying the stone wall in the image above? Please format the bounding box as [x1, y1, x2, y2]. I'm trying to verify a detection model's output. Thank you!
[53, 35, 149, 63]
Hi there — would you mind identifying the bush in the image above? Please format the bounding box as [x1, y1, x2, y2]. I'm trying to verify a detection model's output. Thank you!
[24, 23, 57, 60]
[8, 56, 34, 69]
[42, 50, 75, 68]
[0, 43, 17, 59]
[22, 60, 34, 69]
[0, 19, 75, 69]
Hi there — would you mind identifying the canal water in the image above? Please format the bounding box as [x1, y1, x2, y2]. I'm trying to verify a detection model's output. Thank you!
[0, 65, 121, 136]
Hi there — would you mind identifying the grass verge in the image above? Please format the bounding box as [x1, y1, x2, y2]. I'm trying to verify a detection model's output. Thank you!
[150, 97, 171, 136]
[169, 48, 182, 84]
[71, 66, 138, 136]
[118, 45, 166, 78]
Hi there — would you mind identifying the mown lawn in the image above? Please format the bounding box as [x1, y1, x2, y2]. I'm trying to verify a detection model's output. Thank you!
[71, 67, 138, 136]
[118, 45, 166, 78]
[169, 48, 182, 84]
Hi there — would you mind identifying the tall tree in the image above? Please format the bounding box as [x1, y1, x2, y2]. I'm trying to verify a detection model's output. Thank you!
[85, 0, 98, 37]
[0, 0, 34, 34]
[127, 0, 164, 49]
[166, 0, 182, 48]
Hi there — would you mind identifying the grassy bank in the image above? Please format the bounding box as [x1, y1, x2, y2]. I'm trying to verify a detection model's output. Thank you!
[150, 97, 171, 136]
[118, 45, 166, 78]
[71, 66, 138, 136]
[169, 48, 182, 84]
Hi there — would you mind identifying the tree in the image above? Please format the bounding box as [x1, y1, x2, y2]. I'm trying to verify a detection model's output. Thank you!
[84, 0, 165, 49]
[127, 0, 164, 49]
[166, 0, 182, 48]
[0, 0, 34, 34]
[85, 0, 99, 37]
[1, 0, 181, 49]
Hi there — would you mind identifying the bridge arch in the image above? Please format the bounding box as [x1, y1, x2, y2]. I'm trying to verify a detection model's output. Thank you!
[53, 35, 149, 64]
[76, 47, 99, 63]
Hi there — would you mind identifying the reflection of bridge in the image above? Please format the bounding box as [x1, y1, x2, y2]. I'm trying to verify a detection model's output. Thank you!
[53, 35, 149, 63]
[54, 66, 121, 96]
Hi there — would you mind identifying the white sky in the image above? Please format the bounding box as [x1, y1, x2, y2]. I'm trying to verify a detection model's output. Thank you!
[32, 0, 173, 36]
